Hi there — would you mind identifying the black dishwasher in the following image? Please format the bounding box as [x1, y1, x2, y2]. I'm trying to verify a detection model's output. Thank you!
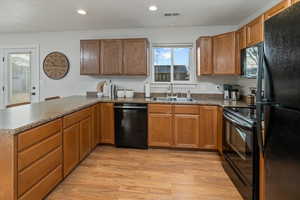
[114, 103, 148, 149]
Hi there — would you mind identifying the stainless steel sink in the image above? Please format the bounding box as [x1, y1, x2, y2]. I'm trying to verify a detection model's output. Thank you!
[151, 97, 195, 102]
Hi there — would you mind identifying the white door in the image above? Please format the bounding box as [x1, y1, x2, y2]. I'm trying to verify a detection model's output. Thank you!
[0, 48, 39, 108]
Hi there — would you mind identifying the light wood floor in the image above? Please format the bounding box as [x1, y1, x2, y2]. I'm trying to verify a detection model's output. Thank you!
[47, 146, 242, 200]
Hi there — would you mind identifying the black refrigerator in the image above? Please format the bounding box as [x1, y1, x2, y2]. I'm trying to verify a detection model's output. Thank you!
[256, 2, 300, 200]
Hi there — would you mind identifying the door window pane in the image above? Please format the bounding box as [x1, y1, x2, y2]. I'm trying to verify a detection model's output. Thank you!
[8, 53, 31, 104]
[173, 48, 190, 81]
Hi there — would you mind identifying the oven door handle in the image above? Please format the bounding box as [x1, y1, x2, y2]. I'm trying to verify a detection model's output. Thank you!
[224, 113, 252, 130]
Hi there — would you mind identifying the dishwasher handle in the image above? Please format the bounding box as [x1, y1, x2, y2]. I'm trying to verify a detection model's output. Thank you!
[114, 105, 148, 109]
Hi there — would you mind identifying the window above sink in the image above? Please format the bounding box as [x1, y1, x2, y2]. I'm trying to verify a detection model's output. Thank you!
[152, 44, 193, 84]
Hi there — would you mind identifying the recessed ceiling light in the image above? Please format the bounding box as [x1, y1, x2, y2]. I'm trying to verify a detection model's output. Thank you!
[77, 9, 87, 15]
[149, 5, 158, 11]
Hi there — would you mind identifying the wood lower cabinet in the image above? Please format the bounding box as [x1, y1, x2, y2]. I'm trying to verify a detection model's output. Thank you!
[148, 113, 173, 147]
[217, 107, 224, 154]
[264, 0, 291, 21]
[196, 36, 213, 75]
[260, 152, 266, 200]
[199, 106, 218, 150]
[148, 104, 218, 150]
[100, 103, 115, 144]
[16, 119, 63, 200]
[246, 15, 264, 47]
[174, 114, 200, 148]
[123, 38, 148, 75]
[79, 117, 92, 161]
[91, 104, 99, 149]
[63, 123, 80, 176]
[63, 107, 94, 176]
[80, 40, 100, 75]
[213, 32, 237, 75]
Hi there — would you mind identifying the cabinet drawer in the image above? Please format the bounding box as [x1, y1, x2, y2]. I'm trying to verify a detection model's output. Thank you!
[63, 107, 92, 129]
[174, 105, 199, 115]
[18, 119, 62, 151]
[19, 165, 62, 200]
[18, 147, 62, 197]
[18, 132, 62, 171]
[149, 104, 172, 114]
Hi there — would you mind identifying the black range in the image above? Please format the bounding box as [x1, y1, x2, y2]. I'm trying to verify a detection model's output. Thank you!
[222, 107, 259, 200]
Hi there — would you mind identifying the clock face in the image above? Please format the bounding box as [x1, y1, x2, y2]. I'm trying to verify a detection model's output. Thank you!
[43, 52, 69, 80]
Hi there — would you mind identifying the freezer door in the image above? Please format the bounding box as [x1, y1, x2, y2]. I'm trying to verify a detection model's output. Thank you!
[264, 106, 300, 200]
[264, 4, 300, 109]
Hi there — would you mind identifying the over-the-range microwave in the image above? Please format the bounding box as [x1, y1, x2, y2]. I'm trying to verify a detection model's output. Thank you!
[241, 42, 263, 79]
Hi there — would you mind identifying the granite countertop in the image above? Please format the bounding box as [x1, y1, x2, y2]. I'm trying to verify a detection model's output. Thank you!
[0, 95, 248, 135]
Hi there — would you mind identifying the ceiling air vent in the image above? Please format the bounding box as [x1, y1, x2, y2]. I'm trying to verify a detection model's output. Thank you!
[164, 13, 181, 17]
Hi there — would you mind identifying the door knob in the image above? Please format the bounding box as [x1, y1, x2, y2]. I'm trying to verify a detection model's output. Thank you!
[32, 92, 36, 95]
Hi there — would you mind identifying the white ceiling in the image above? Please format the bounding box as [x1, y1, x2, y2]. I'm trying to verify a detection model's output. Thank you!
[0, 0, 274, 33]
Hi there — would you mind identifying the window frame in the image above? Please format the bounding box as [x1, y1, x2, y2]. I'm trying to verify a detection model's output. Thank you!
[151, 44, 194, 84]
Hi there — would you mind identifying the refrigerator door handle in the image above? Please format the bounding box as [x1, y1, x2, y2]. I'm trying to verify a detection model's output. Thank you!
[256, 104, 265, 154]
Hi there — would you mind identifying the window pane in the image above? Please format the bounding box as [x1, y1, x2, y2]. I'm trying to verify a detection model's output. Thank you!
[8, 53, 31, 104]
[155, 65, 171, 82]
[154, 48, 171, 65]
[173, 48, 190, 81]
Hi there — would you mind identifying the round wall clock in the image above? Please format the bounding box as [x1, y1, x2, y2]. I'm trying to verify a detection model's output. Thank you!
[43, 52, 70, 80]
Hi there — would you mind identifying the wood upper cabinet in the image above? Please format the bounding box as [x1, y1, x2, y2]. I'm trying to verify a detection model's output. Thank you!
[79, 117, 92, 161]
[63, 123, 80, 177]
[264, 0, 291, 21]
[246, 15, 264, 47]
[148, 113, 173, 147]
[100, 39, 123, 75]
[196, 37, 213, 75]
[235, 27, 247, 75]
[213, 32, 237, 75]
[292, 0, 300, 4]
[199, 106, 218, 150]
[100, 103, 115, 144]
[80, 40, 100, 75]
[174, 114, 199, 148]
[123, 39, 148, 75]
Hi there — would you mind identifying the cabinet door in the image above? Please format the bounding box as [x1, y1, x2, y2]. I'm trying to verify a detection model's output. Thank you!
[264, 0, 291, 21]
[235, 27, 246, 75]
[213, 32, 236, 75]
[91, 104, 99, 149]
[100, 39, 123, 75]
[148, 114, 173, 147]
[196, 37, 213, 75]
[79, 117, 92, 161]
[246, 16, 264, 47]
[63, 123, 80, 177]
[174, 114, 199, 148]
[80, 40, 100, 75]
[100, 103, 115, 144]
[217, 107, 223, 154]
[123, 39, 148, 75]
[199, 106, 218, 150]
